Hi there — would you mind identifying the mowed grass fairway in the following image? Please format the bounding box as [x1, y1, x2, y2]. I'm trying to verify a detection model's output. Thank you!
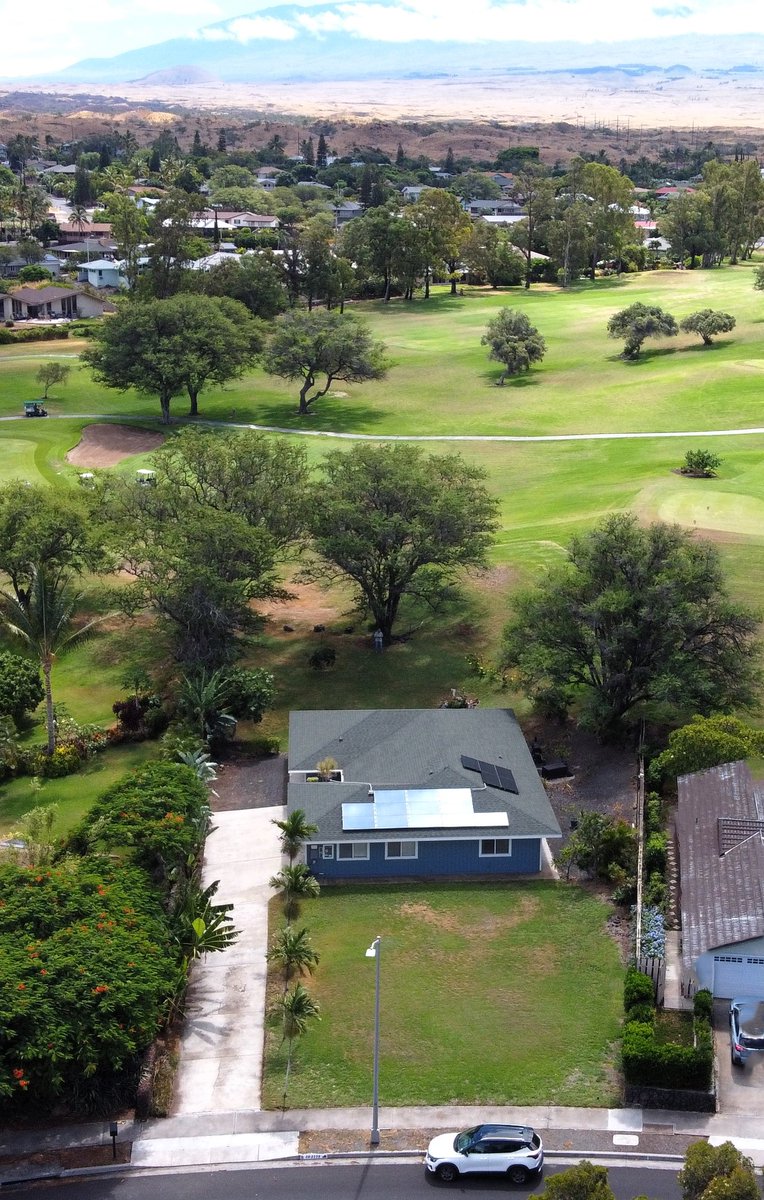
[261, 882, 623, 1108]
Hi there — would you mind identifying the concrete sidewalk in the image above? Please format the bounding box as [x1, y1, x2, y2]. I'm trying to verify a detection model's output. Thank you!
[6, 1103, 764, 1169]
[171, 805, 285, 1115]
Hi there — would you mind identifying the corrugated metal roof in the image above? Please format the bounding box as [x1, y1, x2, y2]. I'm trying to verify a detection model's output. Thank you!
[677, 761, 764, 968]
[287, 709, 561, 841]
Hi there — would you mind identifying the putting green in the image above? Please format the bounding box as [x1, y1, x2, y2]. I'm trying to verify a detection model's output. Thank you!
[655, 488, 764, 537]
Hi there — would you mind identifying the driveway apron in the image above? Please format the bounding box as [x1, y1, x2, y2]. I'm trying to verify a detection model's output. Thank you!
[172, 805, 285, 1114]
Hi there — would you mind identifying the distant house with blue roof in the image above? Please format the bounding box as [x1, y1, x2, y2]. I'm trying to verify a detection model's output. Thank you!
[287, 709, 561, 881]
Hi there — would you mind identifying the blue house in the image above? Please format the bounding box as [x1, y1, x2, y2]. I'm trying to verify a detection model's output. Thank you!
[288, 709, 561, 881]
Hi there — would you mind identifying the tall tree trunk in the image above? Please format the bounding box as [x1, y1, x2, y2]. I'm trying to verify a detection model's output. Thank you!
[43, 659, 55, 754]
[188, 389, 199, 417]
[424, 266, 430, 300]
[298, 380, 312, 415]
[160, 393, 172, 425]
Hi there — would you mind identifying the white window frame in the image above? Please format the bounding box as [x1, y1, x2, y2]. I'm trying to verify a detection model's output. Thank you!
[479, 837, 512, 857]
[321, 845, 334, 859]
[337, 842, 370, 860]
[385, 840, 418, 860]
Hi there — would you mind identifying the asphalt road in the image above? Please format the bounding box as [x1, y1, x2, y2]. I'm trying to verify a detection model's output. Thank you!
[16, 1162, 683, 1200]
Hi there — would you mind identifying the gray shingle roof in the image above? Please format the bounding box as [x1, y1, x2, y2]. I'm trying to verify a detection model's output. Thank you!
[677, 761, 764, 968]
[288, 709, 561, 842]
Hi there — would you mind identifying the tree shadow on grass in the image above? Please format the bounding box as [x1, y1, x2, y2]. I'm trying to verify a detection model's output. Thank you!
[199, 396, 389, 436]
[681, 339, 735, 353]
[605, 345, 680, 365]
[481, 370, 543, 389]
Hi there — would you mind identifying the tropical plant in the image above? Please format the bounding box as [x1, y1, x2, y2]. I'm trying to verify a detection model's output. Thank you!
[274, 981, 321, 1108]
[0, 568, 101, 753]
[269, 864, 320, 919]
[172, 879, 239, 965]
[273, 810, 319, 864]
[176, 747, 219, 786]
[176, 670, 237, 749]
[266, 925, 320, 992]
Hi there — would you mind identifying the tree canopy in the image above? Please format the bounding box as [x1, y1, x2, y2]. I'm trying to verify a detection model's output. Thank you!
[680, 309, 736, 345]
[99, 428, 308, 668]
[502, 514, 760, 738]
[308, 443, 499, 643]
[607, 303, 678, 359]
[482, 308, 546, 383]
[651, 715, 764, 783]
[263, 309, 388, 414]
[82, 294, 262, 422]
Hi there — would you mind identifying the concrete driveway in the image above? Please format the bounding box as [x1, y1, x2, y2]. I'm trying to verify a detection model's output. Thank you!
[172, 805, 285, 1115]
[714, 1003, 764, 1115]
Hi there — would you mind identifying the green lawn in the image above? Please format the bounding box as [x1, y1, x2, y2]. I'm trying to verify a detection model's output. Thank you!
[3, 268, 764, 747]
[261, 881, 624, 1108]
[0, 740, 159, 837]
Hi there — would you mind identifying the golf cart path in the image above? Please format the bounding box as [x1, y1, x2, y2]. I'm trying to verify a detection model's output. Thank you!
[5, 412, 764, 443]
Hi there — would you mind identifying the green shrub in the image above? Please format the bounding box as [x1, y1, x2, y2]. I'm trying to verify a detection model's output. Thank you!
[644, 871, 668, 911]
[693, 989, 714, 1021]
[644, 831, 668, 876]
[221, 667, 275, 724]
[251, 735, 281, 756]
[0, 653, 44, 726]
[308, 645, 336, 670]
[622, 1020, 713, 1090]
[645, 792, 663, 836]
[651, 715, 764, 784]
[626, 1003, 655, 1026]
[0, 326, 69, 345]
[624, 967, 655, 1012]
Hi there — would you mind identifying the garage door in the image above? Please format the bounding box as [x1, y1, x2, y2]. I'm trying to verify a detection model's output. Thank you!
[713, 954, 764, 998]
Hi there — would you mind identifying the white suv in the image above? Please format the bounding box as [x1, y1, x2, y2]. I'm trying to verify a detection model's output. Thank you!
[425, 1123, 544, 1183]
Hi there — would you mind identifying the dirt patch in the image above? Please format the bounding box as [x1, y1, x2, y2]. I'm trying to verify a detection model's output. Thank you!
[262, 579, 345, 631]
[0, 1143, 132, 1171]
[398, 900, 462, 933]
[212, 754, 288, 811]
[66, 423, 165, 468]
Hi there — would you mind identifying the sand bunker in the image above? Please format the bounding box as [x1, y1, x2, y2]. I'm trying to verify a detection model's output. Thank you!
[66, 423, 165, 468]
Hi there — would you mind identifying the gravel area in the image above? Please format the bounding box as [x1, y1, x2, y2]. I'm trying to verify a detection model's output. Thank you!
[212, 754, 287, 811]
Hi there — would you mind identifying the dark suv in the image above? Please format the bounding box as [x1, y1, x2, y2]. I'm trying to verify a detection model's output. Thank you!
[730, 998, 764, 1066]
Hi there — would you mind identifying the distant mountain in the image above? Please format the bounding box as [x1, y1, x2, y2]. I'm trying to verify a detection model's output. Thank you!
[23, 5, 764, 85]
[133, 65, 218, 85]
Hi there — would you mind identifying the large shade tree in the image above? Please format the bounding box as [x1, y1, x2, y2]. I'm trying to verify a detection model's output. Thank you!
[502, 514, 760, 738]
[98, 428, 308, 668]
[263, 309, 388, 415]
[308, 444, 499, 643]
[82, 294, 262, 422]
[482, 308, 546, 383]
[607, 303, 678, 359]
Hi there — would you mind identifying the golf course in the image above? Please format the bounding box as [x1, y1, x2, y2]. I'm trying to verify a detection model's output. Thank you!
[2, 263, 764, 786]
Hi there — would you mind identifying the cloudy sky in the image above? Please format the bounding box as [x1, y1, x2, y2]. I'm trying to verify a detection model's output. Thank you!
[1, 0, 762, 77]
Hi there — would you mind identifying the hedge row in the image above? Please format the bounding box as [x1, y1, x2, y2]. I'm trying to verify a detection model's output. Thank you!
[622, 969, 713, 1091]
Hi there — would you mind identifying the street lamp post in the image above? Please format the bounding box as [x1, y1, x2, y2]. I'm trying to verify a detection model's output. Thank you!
[365, 935, 381, 1146]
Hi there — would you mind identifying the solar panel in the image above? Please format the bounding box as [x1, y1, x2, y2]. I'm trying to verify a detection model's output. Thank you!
[496, 766, 519, 794]
[460, 755, 519, 794]
[341, 789, 509, 831]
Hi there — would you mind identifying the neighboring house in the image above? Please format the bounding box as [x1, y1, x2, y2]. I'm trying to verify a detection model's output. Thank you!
[256, 175, 278, 190]
[0, 284, 116, 322]
[54, 238, 119, 259]
[287, 708, 562, 881]
[655, 186, 696, 200]
[635, 219, 659, 237]
[40, 164, 78, 177]
[134, 196, 161, 213]
[677, 761, 764, 998]
[201, 209, 280, 230]
[468, 199, 525, 217]
[487, 172, 516, 193]
[57, 222, 113, 244]
[401, 185, 425, 202]
[333, 200, 363, 224]
[187, 249, 240, 271]
[77, 259, 127, 289]
[0, 252, 61, 279]
[630, 204, 652, 218]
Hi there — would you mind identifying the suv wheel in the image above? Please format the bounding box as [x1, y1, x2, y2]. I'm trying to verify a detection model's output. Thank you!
[436, 1163, 460, 1183]
[508, 1165, 529, 1184]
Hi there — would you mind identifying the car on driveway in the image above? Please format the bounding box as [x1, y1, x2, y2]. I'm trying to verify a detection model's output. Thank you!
[730, 998, 764, 1066]
[424, 1123, 543, 1183]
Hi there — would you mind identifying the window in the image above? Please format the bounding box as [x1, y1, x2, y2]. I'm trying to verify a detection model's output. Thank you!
[386, 841, 417, 859]
[714, 955, 744, 963]
[337, 842, 369, 860]
[480, 838, 511, 856]
[321, 845, 334, 859]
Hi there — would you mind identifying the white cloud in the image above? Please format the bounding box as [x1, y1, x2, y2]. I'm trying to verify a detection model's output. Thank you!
[0, 0, 761, 77]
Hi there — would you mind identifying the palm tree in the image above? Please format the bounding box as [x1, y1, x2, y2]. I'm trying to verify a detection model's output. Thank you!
[274, 982, 320, 1109]
[273, 809, 318, 864]
[69, 203, 90, 237]
[267, 925, 319, 993]
[0, 568, 100, 753]
[269, 864, 320, 920]
[173, 879, 239, 965]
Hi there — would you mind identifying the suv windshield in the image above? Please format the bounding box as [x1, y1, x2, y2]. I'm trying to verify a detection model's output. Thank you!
[455, 1129, 478, 1152]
